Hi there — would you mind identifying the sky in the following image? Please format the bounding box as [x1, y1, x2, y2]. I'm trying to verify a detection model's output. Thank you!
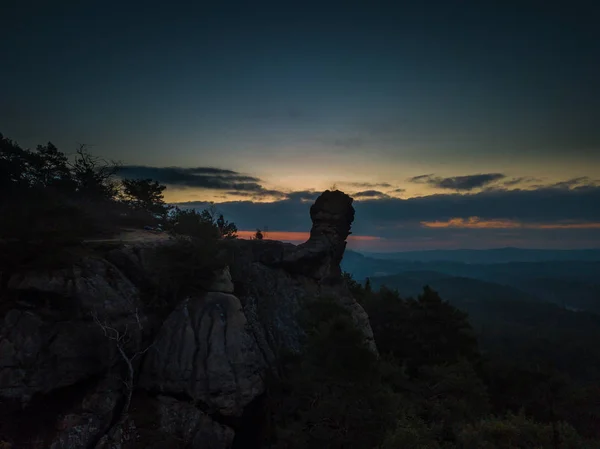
[2, 0, 600, 250]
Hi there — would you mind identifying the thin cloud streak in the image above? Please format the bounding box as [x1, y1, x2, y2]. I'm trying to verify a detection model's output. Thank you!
[409, 173, 506, 191]
[422, 217, 600, 229]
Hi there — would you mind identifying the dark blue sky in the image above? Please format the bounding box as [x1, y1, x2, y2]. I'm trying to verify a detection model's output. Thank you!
[2, 0, 600, 249]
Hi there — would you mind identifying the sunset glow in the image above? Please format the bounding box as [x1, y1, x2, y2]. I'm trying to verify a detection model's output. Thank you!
[237, 230, 382, 242]
[421, 217, 600, 230]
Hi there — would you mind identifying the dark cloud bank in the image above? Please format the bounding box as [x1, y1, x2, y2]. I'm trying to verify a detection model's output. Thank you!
[176, 183, 600, 239]
[409, 173, 507, 191]
[120, 165, 600, 246]
[117, 165, 284, 198]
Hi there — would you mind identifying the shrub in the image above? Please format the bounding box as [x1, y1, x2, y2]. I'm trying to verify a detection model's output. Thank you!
[457, 412, 587, 449]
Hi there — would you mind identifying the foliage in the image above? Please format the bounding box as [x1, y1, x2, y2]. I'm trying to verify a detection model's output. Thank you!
[361, 284, 481, 375]
[167, 207, 220, 239]
[204, 203, 238, 239]
[269, 297, 403, 449]
[456, 412, 590, 449]
[120, 178, 169, 220]
[70, 145, 120, 201]
[380, 414, 441, 449]
[337, 273, 600, 448]
[0, 133, 238, 281]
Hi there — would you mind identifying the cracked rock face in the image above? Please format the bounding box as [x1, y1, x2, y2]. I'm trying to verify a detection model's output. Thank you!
[0, 257, 145, 402]
[139, 292, 266, 417]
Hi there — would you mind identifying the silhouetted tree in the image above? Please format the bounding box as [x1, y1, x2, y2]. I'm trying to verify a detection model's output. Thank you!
[199, 207, 237, 239]
[70, 144, 120, 201]
[120, 178, 169, 220]
[365, 277, 372, 293]
[168, 207, 220, 240]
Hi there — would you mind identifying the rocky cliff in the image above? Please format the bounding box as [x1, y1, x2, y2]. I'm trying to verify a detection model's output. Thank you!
[0, 190, 374, 449]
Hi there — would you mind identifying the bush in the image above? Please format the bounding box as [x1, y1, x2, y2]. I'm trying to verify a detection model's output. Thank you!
[457, 412, 588, 449]
[380, 414, 441, 449]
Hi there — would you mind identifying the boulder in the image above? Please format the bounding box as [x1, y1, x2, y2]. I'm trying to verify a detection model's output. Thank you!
[140, 292, 266, 416]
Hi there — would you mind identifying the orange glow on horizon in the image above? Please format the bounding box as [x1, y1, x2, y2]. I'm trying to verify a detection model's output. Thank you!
[421, 217, 600, 230]
[237, 230, 381, 242]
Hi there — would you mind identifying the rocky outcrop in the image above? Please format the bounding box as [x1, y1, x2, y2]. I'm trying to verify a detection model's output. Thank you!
[0, 189, 375, 448]
[292, 189, 355, 280]
[139, 291, 266, 417]
[226, 190, 376, 355]
[229, 190, 355, 282]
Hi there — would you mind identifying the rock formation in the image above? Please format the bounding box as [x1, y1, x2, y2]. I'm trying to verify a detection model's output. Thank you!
[0, 190, 375, 448]
[139, 291, 266, 417]
[226, 190, 375, 356]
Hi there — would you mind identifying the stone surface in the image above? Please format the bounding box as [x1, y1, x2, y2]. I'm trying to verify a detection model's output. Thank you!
[140, 292, 266, 416]
[210, 266, 234, 293]
[0, 256, 145, 402]
[48, 377, 122, 449]
[94, 395, 234, 449]
[155, 395, 234, 449]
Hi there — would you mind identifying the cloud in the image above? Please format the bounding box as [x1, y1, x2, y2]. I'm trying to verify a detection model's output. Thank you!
[422, 217, 600, 230]
[502, 176, 542, 187]
[285, 190, 321, 202]
[352, 190, 391, 199]
[117, 165, 282, 195]
[547, 177, 600, 189]
[175, 183, 600, 232]
[409, 173, 434, 182]
[174, 183, 600, 249]
[409, 173, 506, 190]
[225, 190, 288, 199]
[346, 182, 393, 188]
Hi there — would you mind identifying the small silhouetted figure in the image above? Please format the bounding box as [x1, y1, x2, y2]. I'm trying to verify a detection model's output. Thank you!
[217, 214, 225, 236]
[254, 228, 264, 240]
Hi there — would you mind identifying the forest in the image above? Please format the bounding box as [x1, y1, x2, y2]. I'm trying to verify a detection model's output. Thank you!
[263, 275, 600, 448]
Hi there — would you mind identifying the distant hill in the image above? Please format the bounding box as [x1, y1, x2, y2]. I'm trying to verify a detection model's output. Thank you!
[342, 250, 600, 314]
[343, 249, 600, 283]
[358, 247, 600, 264]
[366, 270, 600, 381]
[368, 272, 543, 305]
